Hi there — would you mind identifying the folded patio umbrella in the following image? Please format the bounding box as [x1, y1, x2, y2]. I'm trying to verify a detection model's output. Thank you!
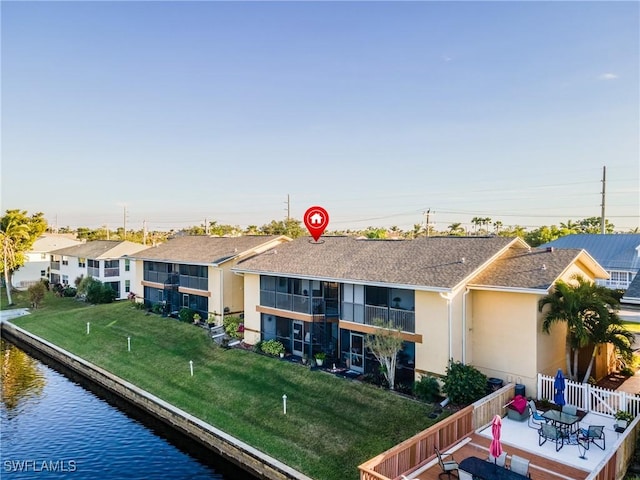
[490, 414, 503, 461]
[554, 368, 566, 406]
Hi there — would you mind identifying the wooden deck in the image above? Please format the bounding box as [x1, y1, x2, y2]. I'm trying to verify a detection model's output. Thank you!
[409, 433, 590, 480]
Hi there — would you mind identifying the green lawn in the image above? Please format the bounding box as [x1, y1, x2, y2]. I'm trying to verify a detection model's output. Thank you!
[4, 292, 440, 480]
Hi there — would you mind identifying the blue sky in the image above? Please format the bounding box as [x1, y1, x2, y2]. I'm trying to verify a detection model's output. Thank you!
[2, 1, 638, 233]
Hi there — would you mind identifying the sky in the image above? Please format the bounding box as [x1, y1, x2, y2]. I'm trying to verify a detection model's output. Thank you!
[1, 1, 639, 233]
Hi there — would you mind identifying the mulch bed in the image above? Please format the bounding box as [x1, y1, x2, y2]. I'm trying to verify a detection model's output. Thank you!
[595, 372, 630, 390]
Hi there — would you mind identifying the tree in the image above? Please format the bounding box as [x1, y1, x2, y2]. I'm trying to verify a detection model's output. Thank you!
[539, 274, 620, 381]
[28, 281, 47, 308]
[0, 210, 46, 305]
[447, 223, 465, 236]
[259, 219, 304, 238]
[365, 319, 404, 390]
[581, 289, 634, 383]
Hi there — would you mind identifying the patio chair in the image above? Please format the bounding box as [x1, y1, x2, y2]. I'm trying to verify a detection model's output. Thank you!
[488, 451, 507, 467]
[510, 455, 531, 478]
[434, 446, 459, 479]
[538, 422, 564, 451]
[458, 470, 473, 480]
[579, 425, 606, 450]
[562, 404, 578, 416]
[528, 400, 546, 429]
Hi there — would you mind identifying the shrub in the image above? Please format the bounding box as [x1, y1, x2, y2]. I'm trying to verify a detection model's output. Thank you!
[27, 281, 47, 308]
[62, 286, 77, 297]
[261, 339, 285, 356]
[414, 375, 441, 403]
[442, 360, 488, 406]
[223, 316, 244, 339]
[178, 308, 196, 323]
[85, 280, 116, 304]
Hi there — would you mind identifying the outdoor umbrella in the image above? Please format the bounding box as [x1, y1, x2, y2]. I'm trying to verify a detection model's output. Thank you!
[489, 414, 503, 463]
[554, 369, 566, 406]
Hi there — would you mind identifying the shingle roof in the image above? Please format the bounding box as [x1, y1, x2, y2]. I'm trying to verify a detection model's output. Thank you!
[233, 236, 520, 290]
[50, 240, 147, 259]
[623, 273, 640, 303]
[540, 234, 640, 272]
[468, 245, 602, 290]
[130, 235, 285, 265]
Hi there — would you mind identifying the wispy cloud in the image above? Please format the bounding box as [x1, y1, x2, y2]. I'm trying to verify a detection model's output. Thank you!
[598, 73, 619, 80]
[442, 54, 453, 62]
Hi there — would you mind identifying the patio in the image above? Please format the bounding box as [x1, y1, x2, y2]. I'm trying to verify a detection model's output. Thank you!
[404, 411, 620, 480]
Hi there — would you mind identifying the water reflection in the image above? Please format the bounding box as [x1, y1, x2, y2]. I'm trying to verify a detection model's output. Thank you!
[1, 339, 45, 415]
[0, 340, 245, 479]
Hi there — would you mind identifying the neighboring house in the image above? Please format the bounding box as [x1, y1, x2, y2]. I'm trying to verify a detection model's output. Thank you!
[540, 234, 640, 292]
[49, 240, 149, 300]
[129, 235, 290, 321]
[232, 236, 608, 396]
[12, 234, 82, 289]
[622, 273, 640, 305]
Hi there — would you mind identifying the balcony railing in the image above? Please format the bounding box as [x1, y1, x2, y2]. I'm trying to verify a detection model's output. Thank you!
[87, 267, 99, 277]
[260, 290, 325, 315]
[144, 271, 171, 284]
[104, 268, 120, 277]
[342, 303, 415, 333]
[179, 275, 207, 291]
[50, 261, 61, 270]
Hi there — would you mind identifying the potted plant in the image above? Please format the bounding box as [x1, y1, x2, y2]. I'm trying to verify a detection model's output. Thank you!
[192, 313, 202, 325]
[314, 352, 326, 367]
[302, 354, 308, 365]
[615, 410, 634, 430]
[261, 339, 285, 358]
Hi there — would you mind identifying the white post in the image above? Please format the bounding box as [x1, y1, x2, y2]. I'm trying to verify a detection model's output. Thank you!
[87, 322, 90, 335]
[283, 394, 287, 415]
[127, 336, 131, 352]
[189, 360, 194, 377]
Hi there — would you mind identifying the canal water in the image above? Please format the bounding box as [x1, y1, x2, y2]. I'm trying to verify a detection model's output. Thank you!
[0, 340, 254, 479]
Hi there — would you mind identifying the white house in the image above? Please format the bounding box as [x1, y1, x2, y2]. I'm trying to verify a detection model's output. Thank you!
[49, 240, 148, 300]
[12, 234, 82, 290]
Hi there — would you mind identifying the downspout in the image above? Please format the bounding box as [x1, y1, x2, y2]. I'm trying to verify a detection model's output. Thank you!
[440, 292, 453, 361]
[462, 288, 470, 364]
[219, 267, 224, 325]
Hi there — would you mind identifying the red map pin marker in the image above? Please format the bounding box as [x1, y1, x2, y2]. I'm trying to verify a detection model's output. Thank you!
[303, 206, 329, 241]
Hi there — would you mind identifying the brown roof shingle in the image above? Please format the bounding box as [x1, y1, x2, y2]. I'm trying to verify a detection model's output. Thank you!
[233, 236, 520, 290]
[130, 235, 286, 265]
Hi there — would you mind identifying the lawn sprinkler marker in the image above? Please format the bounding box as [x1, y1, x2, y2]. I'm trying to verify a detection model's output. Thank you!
[189, 360, 194, 377]
[127, 336, 131, 352]
[282, 394, 287, 415]
[87, 322, 90, 335]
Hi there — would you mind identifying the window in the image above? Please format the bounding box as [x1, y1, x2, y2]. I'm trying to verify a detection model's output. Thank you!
[62, 256, 69, 266]
[78, 258, 86, 268]
[125, 280, 130, 293]
[125, 259, 130, 272]
[40, 270, 46, 277]
[62, 275, 69, 285]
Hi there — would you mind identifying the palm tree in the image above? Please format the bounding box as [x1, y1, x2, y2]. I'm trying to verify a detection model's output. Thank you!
[0, 218, 30, 305]
[448, 223, 465, 236]
[581, 289, 634, 383]
[539, 275, 623, 381]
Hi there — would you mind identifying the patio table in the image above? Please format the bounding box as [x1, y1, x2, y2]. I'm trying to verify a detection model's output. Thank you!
[459, 456, 530, 480]
[542, 409, 580, 437]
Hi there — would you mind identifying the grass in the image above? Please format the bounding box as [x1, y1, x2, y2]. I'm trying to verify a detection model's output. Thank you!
[3, 291, 441, 480]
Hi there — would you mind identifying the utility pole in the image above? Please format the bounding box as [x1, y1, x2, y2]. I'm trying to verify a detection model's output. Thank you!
[285, 194, 290, 222]
[123, 206, 127, 240]
[423, 209, 431, 237]
[205, 218, 208, 235]
[143, 220, 147, 245]
[600, 166, 606, 234]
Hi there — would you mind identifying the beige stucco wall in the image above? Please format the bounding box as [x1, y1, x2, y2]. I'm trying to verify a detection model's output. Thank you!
[208, 267, 223, 322]
[471, 290, 545, 396]
[223, 262, 244, 315]
[242, 273, 261, 345]
[414, 291, 451, 377]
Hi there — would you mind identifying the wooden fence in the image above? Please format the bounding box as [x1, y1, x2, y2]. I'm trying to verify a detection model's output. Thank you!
[358, 384, 514, 480]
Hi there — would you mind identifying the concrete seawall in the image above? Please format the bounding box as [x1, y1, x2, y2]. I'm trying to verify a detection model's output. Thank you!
[1, 320, 312, 480]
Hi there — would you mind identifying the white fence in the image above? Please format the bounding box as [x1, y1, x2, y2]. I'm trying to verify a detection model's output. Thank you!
[537, 373, 640, 417]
